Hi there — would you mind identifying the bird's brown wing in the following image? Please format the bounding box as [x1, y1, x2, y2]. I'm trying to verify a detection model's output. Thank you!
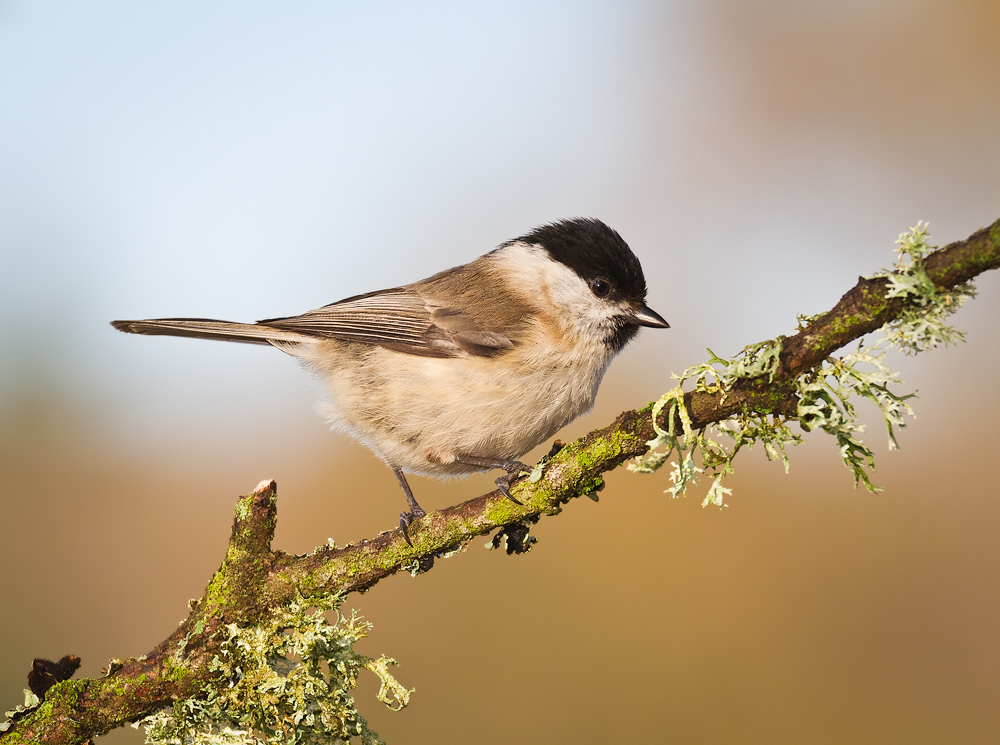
[259, 287, 515, 358]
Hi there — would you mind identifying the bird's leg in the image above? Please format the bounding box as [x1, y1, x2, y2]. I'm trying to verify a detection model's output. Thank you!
[394, 467, 425, 547]
[454, 454, 532, 505]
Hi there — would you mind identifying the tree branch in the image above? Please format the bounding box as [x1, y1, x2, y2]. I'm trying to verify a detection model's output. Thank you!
[4, 218, 999, 744]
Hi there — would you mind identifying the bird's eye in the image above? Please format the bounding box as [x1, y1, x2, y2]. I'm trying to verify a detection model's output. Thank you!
[590, 278, 612, 298]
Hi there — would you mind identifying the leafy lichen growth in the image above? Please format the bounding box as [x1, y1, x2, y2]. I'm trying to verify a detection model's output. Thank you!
[796, 339, 914, 491]
[1, 689, 41, 732]
[796, 222, 970, 490]
[629, 341, 800, 506]
[137, 595, 410, 745]
[873, 221, 976, 354]
[630, 222, 971, 501]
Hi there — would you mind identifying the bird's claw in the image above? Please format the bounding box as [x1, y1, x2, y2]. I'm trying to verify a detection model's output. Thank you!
[399, 507, 426, 547]
[495, 477, 523, 504]
[495, 460, 531, 505]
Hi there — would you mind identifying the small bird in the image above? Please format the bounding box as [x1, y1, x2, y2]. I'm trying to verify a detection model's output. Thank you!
[112, 218, 668, 543]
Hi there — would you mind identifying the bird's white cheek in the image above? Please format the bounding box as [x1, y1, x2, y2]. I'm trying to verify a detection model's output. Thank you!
[543, 274, 621, 342]
[495, 243, 620, 337]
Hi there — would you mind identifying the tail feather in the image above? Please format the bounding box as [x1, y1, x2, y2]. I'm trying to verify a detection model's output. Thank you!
[110, 318, 312, 346]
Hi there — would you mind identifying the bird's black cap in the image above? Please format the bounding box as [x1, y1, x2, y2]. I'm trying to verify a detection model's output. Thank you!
[515, 218, 648, 303]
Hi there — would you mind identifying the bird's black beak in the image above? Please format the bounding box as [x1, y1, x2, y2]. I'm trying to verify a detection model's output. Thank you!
[627, 303, 670, 328]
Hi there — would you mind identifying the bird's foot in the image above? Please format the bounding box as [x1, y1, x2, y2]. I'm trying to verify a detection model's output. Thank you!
[399, 507, 426, 547]
[494, 460, 532, 505]
[453, 454, 532, 505]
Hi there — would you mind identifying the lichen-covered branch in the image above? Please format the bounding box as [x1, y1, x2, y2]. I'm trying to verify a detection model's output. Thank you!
[3, 218, 999, 744]
[666, 219, 1000, 435]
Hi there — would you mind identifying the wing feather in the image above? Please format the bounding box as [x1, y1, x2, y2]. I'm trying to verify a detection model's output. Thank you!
[258, 288, 515, 358]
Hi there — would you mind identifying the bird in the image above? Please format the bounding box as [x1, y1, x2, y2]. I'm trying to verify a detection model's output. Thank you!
[112, 218, 668, 544]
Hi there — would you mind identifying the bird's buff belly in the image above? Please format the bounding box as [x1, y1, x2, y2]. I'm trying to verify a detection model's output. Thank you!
[310, 344, 607, 476]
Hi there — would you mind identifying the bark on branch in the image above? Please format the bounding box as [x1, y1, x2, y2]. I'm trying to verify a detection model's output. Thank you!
[4, 218, 999, 744]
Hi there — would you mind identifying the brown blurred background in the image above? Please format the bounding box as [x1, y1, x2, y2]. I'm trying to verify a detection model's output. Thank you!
[1, 1, 998, 743]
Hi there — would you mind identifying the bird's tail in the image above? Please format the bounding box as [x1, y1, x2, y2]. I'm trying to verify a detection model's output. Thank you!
[110, 318, 312, 346]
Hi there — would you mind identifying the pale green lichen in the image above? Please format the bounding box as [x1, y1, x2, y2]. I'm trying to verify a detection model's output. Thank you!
[872, 221, 976, 354]
[795, 339, 914, 491]
[137, 595, 410, 745]
[629, 341, 801, 506]
[1, 689, 41, 731]
[630, 222, 970, 501]
[234, 497, 252, 522]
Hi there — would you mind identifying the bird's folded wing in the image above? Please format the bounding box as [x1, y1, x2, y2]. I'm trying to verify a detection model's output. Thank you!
[259, 288, 514, 358]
